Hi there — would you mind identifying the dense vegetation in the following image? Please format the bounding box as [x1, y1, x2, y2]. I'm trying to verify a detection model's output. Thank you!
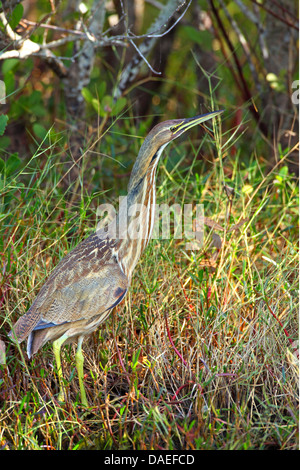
[0, 0, 298, 450]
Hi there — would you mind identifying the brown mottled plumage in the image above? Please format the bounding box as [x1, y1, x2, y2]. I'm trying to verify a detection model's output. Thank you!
[13, 235, 127, 354]
[9, 111, 223, 406]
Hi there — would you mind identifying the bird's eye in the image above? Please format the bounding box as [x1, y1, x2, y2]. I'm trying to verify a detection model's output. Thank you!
[170, 125, 179, 133]
[170, 122, 184, 134]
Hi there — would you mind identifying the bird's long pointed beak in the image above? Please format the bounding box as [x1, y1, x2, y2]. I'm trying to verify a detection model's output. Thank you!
[172, 109, 224, 136]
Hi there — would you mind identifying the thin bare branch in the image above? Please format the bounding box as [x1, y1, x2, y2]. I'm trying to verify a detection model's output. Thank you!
[233, 0, 269, 59]
[218, 0, 261, 92]
[249, 0, 299, 30]
[128, 0, 192, 39]
[129, 38, 161, 75]
[20, 19, 87, 35]
[114, 0, 190, 99]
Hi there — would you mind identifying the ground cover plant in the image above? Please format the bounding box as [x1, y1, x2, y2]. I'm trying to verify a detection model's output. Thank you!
[0, 0, 298, 450]
[0, 110, 298, 450]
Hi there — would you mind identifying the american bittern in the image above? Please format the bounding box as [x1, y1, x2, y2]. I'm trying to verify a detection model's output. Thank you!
[9, 110, 223, 406]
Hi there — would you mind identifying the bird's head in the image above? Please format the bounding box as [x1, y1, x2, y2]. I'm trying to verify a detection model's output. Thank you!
[128, 109, 224, 192]
[146, 109, 224, 149]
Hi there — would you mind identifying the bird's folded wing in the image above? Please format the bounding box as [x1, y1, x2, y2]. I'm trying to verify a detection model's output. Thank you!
[10, 234, 128, 342]
[34, 261, 128, 324]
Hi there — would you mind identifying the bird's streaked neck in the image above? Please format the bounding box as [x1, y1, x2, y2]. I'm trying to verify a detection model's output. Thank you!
[127, 142, 168, 205]
[113, 143, 167, 278]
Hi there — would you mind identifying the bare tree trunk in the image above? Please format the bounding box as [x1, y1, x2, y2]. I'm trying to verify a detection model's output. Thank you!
[261, 0, 298, 171]
[262, 0, 298, 127]
[191, 2, 219, 108]
[62, 0, 106, 187]
[113, 0, 186, 100]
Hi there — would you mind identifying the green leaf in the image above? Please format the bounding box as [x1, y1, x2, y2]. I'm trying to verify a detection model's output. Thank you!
[180, 25, 213, 51]
[2, 70, 15, 96]
[97, 81, 106, 100]
[279, 165, 288, 176]
[28, 90, 43, 106]
[0, 136, 11, 150]
[0, 114, 8, 136]
[112, 97, 127, 116]
[99, 95, 113, 116]
[91, 97, 100, 112]
[5, 152, 21, 176]
[33, 123, 47, 140]
[30, 104, 46, 117]
[266, 72, 286, 93]
[2, 58, 19, 74]
[10, 3, 24, 29]
[0, 157, 5, 173]
[131, 347, 141, 370]
[82, 87, 94, 103]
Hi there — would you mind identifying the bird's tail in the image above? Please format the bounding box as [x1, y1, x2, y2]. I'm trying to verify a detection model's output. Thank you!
[9, 309, 41, 345]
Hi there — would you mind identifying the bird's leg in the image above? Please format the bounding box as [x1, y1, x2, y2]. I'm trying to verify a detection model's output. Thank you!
[53, 334, 68, 402]
[75, 336, 88, 407]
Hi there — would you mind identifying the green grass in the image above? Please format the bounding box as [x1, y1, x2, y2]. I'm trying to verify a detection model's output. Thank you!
[0, 116, 298, 450]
